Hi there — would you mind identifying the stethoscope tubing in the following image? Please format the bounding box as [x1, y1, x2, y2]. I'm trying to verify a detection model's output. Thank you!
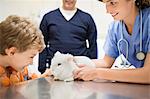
[117, 10, 143, 65]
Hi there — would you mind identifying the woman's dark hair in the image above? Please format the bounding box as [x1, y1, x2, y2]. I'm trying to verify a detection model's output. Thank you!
[98, 0, 150, 9]
[136, 0, 150, 9]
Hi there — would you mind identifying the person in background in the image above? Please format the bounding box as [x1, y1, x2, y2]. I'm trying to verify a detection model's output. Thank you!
[0, 15, 45, 87]
[39, 0, 98, 74]
[74, 0, 150, 84]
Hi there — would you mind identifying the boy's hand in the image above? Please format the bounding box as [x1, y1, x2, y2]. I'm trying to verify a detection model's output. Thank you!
[40, 69, 52, 78]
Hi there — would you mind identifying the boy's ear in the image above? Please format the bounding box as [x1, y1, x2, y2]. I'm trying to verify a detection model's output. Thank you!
[5, 47, 17, 56]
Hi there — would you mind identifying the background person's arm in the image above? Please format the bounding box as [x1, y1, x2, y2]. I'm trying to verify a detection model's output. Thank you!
[38, 15, 49, 74]
[87, 15, 98, 59]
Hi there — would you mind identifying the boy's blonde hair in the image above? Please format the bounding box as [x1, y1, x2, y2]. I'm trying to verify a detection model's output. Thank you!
[0, 15, 45, 55]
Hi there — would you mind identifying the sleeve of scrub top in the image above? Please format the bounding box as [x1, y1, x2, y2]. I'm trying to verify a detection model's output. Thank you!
[38, 15, 49, 74]
[87, 15, 98, 59]
[103, 24, 119, 59]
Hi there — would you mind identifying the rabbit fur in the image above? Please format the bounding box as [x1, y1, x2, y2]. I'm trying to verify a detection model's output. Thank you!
[50, 51, 95, 81]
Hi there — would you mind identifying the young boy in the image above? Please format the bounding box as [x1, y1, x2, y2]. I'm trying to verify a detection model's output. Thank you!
[0, 15, 45, 87]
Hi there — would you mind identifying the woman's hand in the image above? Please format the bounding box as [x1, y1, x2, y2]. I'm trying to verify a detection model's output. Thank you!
[73, 66, 98, 81]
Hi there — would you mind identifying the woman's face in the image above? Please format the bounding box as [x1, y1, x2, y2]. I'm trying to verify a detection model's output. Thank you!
[62, 0, 77, 10]
[103, 0, 135, 20]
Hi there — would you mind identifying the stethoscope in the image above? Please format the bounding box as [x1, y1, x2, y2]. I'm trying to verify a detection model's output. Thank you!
[117, 10, 145, 66]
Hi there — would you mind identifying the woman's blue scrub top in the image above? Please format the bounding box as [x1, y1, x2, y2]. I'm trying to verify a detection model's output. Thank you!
[103, 7, 150, 68]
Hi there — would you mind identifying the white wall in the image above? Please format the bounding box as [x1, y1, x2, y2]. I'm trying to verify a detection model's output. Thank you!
[0, 0, 113, 72]
[0, 0, 113, 39]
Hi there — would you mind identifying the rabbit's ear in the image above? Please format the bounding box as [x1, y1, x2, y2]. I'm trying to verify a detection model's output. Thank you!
[67, 55, 74, 62]
[55, 51, 61, 56]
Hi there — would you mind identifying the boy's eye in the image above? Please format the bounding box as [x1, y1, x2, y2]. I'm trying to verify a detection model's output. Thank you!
[110, 1, 117, 5]
[30, 57, 34, 59]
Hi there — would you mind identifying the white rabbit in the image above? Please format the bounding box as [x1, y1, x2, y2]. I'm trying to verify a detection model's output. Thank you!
[50, 51, 95, 81]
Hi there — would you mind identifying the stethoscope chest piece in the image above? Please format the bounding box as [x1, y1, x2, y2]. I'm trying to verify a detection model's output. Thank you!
[136, 51, 145, 61]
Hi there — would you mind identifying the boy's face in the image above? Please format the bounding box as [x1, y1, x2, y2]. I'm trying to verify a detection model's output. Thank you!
[8, 48, 39, 71]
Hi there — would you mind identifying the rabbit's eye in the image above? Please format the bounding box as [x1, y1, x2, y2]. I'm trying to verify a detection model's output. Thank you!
[58, 63, 61, 66]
